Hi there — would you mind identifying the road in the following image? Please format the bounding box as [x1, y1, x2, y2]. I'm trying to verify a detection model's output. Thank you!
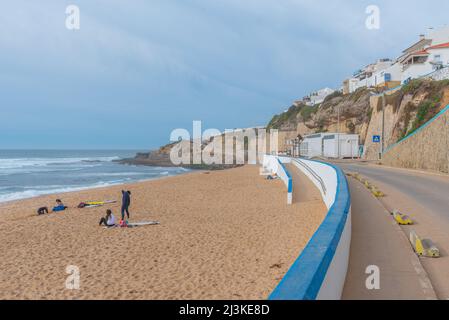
[342, 178, 435, 300]
[337, 162, 449, 221]
[335, 161, 449, 299]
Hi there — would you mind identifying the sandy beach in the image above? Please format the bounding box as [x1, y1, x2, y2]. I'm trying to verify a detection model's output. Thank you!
[0, 165, 326, 300]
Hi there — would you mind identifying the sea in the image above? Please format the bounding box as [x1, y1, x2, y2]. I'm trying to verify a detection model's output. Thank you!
[0, 150, 189, 203]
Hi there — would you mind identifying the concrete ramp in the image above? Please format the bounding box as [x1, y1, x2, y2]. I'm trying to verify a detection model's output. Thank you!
[285, 163, 323, 204]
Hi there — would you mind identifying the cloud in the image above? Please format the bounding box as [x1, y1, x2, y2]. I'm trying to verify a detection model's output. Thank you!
[1, 0, 449, 148]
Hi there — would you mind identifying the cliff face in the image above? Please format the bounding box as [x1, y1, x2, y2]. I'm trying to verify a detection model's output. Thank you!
[120, 139, 247, 170]
[267, 79, 449, 160]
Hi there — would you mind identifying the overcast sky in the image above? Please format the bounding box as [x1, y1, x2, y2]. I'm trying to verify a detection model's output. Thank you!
[1, 0, 449, 149]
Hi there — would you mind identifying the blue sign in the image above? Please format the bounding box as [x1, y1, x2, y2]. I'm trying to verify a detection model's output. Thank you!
[373, 135, 381, 143]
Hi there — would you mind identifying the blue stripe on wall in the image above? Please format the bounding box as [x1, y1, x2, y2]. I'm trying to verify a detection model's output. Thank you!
[269, 160, 351, 300]
[277, 159, 293, 193]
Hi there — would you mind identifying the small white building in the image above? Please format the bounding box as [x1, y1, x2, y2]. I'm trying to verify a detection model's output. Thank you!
[322, 134, 359, 159]
[300, 133, 359, 159]
[304, 88, 335, 106]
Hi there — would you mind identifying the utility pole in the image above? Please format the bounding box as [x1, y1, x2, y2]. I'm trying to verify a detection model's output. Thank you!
[381, 92, 385, 160]
[337, 105, 341, 159]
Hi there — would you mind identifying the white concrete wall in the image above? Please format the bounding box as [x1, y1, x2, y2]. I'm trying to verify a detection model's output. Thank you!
[316, 210, 352, 300]
[268, 157, 351, 300]
[428, 48, 449, 66]
[402, 63, 434, 83]
[262, 155, 292, 204]
[293, 159, 350, 300]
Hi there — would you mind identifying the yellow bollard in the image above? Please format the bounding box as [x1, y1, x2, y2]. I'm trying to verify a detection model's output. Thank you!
[393, 210, 413, 225]
[410, 230, 440, 258]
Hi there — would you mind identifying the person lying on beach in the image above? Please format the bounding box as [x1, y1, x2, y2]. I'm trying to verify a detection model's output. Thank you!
[121, 190, 131, 220]
[37, 207, 49, 215]
[52, 199, 67, 212]
[99, 209, 116, 227]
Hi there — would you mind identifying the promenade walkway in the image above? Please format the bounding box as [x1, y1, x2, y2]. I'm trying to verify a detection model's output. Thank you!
[342, 177, 436, 300]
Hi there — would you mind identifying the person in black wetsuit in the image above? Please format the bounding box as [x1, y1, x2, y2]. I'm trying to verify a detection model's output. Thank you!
[37, 207, 49, 215]
[121, 190, 131, 221]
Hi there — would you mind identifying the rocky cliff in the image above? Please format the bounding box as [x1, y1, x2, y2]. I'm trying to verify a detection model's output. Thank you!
[267, 79, 449, 160]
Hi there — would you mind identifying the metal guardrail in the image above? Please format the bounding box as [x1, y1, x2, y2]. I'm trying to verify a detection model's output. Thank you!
[293, 158, 327, 195]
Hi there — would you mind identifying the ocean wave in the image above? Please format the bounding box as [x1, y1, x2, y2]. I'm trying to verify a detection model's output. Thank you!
[67, 172, 154, 178]
[0, 181, 125, 203]
[0, 156, 120, 170]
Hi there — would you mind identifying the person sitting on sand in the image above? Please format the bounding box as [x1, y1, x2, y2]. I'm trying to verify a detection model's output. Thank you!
[37, 207, 49, 215]
[99, 209, 116, 227]
[52, 199, 67, 212]
[121, 190, 131, 220]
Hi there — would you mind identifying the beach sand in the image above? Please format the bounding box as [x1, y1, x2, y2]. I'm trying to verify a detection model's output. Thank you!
[0, 165, 327, 300]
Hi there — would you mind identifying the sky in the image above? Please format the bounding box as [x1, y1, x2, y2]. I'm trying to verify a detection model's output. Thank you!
[1, 0, 449, 149]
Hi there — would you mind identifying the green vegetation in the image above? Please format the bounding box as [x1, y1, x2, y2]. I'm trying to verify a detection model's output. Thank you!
[396, 102, 414, 142]
[367, 107, 373, 121]
[299, 104, 318, 122]
[346, 120, 356, 134]
[398, 93, 442, 141]
[267, 104, 303, 129]
[410, 96, 441, 133]
[402, 79, 425, 95]
[266, 102, 320, 129]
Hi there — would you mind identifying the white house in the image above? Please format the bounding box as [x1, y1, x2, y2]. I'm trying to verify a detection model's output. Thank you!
[304, 88, 335, 106]
[400, 27, 449, 83]
[343, 26, 449, 93]
[345, 59, 394, 93]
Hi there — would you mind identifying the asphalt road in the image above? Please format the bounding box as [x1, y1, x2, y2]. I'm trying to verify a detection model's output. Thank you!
[334, 161, 449, 299]
[342, 178, 434, 300]
[337, 162, 449, 221]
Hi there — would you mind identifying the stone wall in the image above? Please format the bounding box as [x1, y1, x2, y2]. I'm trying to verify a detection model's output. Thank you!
[363, 87, 405, 160]
[382, 106, 449, 173]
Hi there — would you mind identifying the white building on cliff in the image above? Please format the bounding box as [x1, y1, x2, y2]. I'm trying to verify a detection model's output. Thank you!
[303, 87, 336, 106]
[343, 26, 449, 94]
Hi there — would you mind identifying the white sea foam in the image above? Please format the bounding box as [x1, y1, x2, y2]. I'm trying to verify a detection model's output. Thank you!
[0, 156, 119, 170]
[0, 181, 125, 203]
[0, 152, 191, 204]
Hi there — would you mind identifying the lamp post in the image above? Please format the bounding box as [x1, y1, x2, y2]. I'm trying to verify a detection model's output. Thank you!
[381, 92, 385, 160]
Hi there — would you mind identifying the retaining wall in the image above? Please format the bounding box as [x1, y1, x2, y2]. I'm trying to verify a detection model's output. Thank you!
[263, 155, 293, 204]
[382, 104, 449, 173]
[264, 156, 351, 300]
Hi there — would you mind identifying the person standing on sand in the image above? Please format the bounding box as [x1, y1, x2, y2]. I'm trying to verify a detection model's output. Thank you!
[121, 190, 131, 220]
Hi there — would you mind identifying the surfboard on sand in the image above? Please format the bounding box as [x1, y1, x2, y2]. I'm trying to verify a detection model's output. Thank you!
[82, 200, 117, 208]
[128, 221, 160, 227]
[103, 221, 160, 229]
